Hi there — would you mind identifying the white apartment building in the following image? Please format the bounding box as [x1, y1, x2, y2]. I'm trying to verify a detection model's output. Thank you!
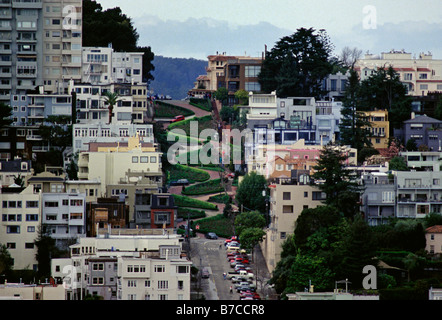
[81, 47, 144, 85]
[0, 185, 40, 271]
[117, 247, 191, 300]
[355, 50, 442, 96]
[72, 123, 154, 154]
[51, 234, 188, 300]
[41, 192, 86, 250]
[77, 135, 162, 197]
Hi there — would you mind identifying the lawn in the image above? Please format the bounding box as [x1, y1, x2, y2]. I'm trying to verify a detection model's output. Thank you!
[154, 100, 195, 118]
[168, 114, 215, 137]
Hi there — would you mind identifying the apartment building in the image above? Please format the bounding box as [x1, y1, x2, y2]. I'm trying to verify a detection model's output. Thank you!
[0, 283, 65, 300]
[72, 123, 154, 154]
[51, 233, 187, 300]
[43, 0, 82, 94]
[395, 114, 442, 151]
[260, 173, 324, 273]
[360, 172, 396, 226]
[0, 157, 32, 187]
[117, 246, 191, 300]
[0, 185, 40, 270]
[363, 109, 390, 149]
[41, 192, 86, 250]
[355, 50, 442, 96]
[361, 171, 442, 225]
[399, 151, 442, 171]
[189, 52, 263, 103]
[320, 71, 349, 101]
[81, 47, 144, 85]
[0, 0, 82, 104]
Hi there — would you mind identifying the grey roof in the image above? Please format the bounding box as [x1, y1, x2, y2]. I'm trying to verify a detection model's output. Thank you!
[404, 115, 442, 124]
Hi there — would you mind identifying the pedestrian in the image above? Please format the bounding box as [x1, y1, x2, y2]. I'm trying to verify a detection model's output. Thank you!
[230, 286, 233, 294]
[223, 272, 226, 280]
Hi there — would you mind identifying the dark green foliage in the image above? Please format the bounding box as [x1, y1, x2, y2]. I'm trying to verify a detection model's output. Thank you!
[389, 156, 409, 171]
[339, 69, 372, 154]
[358, 66, 412, 131]
[189, 98, 212, 111]
[312, 143, 363, 218]
[258, 27, 334, 98]
[181, 178, 224, 196]
[154, 101, 195, 118]
[235, 172, 267, 213]
[0, 102, 12, 130]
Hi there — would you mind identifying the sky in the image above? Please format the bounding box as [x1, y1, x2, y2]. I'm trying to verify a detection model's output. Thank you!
[96, 0, 442, 61]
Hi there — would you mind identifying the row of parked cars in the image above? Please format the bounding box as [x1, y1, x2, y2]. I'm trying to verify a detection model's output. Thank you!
[224, 237, 261, 300]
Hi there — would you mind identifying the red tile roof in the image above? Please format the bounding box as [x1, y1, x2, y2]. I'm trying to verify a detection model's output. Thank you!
[426, 225, 442, 233]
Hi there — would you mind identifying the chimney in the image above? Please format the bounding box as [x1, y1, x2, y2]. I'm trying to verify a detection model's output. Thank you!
[411, 112, 415, 119]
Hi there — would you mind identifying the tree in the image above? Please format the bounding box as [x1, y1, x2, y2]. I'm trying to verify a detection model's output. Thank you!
[339, 46, 362, 69]
[82, 0, 138, 51]
[103, 91, 120, 124]
[235, 172, 267, 213]
[34, 226, 59, 279]
[38, 115, 72, 154]
[339, 68, 372, 153]
[234, 89, 249, 105]
[358, 66, 412, 132]
[238, 227, 266, 261]
[258, 27, 334, 98]
[234, 211, 266, 236]
[312, 143, 363, 218]
[293, 205, 341, 254]
[214, 87, 228, 106]
[389, 156, 408, 171]
[334, 215, 377, 289]
[0, 244, 13, 278]
[0, 102, 12, 130]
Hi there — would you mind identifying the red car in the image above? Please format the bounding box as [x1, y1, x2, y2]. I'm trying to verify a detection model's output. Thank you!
[171, 115, 185, 122]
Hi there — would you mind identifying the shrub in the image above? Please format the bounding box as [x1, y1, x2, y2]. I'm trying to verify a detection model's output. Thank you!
[173, 194, 218, 210]
[189, 98, 212, 112]
[196, 214, 235, 238]
[181, 178, 224, 196]
[168, 164, 210, 183]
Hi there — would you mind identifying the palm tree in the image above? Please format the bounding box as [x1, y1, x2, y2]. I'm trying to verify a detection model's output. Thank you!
[103, 91, 120, 124]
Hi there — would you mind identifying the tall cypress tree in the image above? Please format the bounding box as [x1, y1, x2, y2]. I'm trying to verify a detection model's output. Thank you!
[339, 69, 372, 153]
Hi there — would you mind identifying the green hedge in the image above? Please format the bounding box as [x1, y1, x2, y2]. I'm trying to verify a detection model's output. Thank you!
[189, 98, 212, 112]
[207, 193, 230, 204]
[173, 194, 218, 210]
[195, 214, 235, 238]
[154, 101, 195, 118]
[182, 178, 224, 196]
[168, 164, 210, 183]
[177, 207, 206, 220]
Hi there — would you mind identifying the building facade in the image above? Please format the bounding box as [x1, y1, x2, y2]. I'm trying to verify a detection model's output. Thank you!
[0, 185, 40, 270]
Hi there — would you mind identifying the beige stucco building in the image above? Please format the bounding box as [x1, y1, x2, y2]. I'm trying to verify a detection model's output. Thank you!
[355, 50, 442, 96]
[426, 225, 442, 255]
[260, 176, 324, 273]
[0, 283, 65, 300]
[0, 185, 40, 271]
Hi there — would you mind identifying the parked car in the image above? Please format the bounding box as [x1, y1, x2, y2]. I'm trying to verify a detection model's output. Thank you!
[171, 115, 185, 122]
[170, 179, 189, 186]
[201, 267, 210, 278]
[205, 232, 218, 239]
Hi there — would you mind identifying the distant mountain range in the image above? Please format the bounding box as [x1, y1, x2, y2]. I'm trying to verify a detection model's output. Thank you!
[149, 55, 207, 100]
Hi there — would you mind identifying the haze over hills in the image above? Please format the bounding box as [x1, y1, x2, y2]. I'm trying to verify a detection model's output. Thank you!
[149, 55, 207, 100]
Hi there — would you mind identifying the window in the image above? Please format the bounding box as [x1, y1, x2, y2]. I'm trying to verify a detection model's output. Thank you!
[283, 192, 291, 200]
[93, 263, 104, 271]
[70, 199, 83, 206]
[245, 65, 261, 77]
[140, 156, 148, 163]
[150, 156, 157, 163]
[382, 191, 394, 203]
[127, 280, 137, 287]
[44, 201, 58, 207]
[155, 265, 165, 272]
[132, 156, 138, 163]
[177, 266, 189, 274]
[7, 226, 20, 234]
[282, 205, 293, 213]
[419, 73, 428, 79]
[158, 280, 168, 289]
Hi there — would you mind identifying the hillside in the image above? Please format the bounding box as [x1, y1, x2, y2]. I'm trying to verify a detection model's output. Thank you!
[149, 56, 207, 100]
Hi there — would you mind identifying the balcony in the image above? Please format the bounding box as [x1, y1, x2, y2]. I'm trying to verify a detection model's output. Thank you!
[12, 0, 42, 9]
